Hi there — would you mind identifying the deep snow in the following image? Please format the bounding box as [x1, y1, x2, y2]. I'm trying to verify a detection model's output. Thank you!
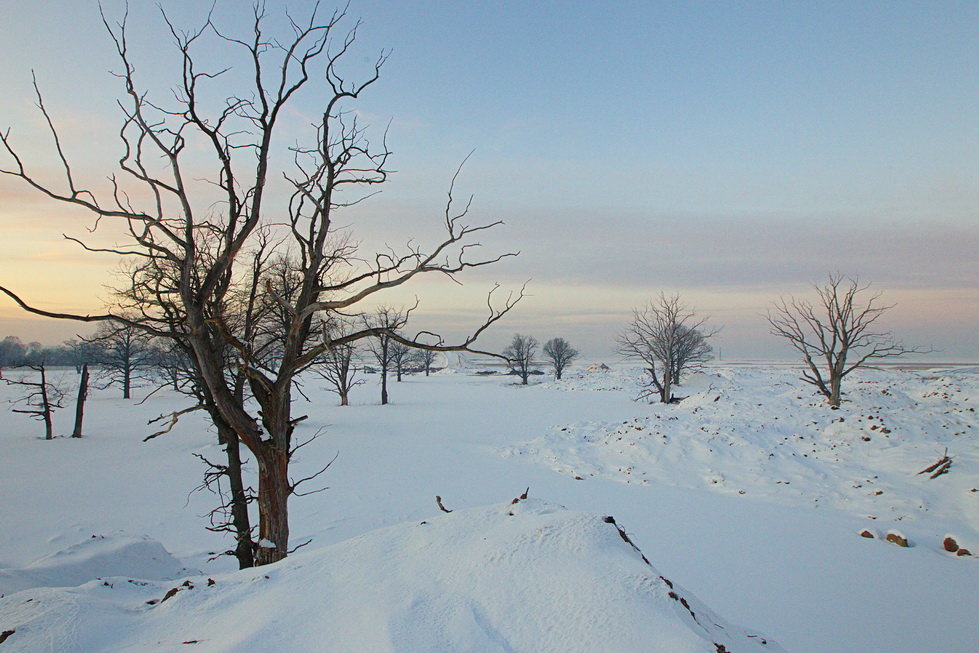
[0, 500, 781, 652]
[1, 363, 977, 651]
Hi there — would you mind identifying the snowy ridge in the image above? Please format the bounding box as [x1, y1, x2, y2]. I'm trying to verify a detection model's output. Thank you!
[0, 500, 780, 652]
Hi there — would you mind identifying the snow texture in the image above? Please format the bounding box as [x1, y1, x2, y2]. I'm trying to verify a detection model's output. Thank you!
[1, 363, 977, 651]
[0, 500, 780, 652]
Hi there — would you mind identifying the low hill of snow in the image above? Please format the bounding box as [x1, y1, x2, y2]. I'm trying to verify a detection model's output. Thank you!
[0, 534, 190, 596]
[0, 499, 780, 652]
[517, 365, 979, 547]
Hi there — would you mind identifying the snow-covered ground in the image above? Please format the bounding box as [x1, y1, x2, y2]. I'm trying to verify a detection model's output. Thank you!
[1, 363, 977, 651]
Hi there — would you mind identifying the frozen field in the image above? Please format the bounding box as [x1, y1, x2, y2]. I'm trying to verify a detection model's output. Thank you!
[1, 363, 977, 651]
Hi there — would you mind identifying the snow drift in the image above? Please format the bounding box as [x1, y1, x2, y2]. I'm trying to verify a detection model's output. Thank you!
[0, 534, 189, 596]
[0, 499, 780, 652]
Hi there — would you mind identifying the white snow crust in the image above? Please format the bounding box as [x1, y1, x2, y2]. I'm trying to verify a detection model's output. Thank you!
[1, 362, 977, 651]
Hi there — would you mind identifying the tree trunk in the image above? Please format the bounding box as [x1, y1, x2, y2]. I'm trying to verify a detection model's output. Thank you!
[222, 426, 254, 569]
[254, 445, 290, 566]
[396, 365, 402, 382]
[40, 364, 53, 440]
[828, 375, 842, 407]
[381, 368, 389, 405]
[123, 366, 131, 399]
[339, 391, 349, 406]
[71, 364, 89, 438]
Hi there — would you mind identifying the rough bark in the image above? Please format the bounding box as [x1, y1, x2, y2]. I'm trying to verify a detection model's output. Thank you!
[255, 446, 290, 566]
[221, 424, 254, 569]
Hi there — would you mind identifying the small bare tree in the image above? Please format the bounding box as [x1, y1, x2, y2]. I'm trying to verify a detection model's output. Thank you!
[315, 341, 361, 406]
[767, 274, 924, 407]
[542, 337, 578, 380]
[389, 339, 418, 382]
[314, 318, 363, 407]
[417, 348, 439, 376]
[365, 307, 407, 405]
[4, 363, 66, 439]
[503, 333, 538, 384]
[618, 293, 715, 404]
[87, 321, 155, 399]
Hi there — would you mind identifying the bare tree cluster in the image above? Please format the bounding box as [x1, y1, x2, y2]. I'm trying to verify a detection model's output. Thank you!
[501, 333, 580, 383]
[618, 293, 716, 404]
[0, 5, 520, 566]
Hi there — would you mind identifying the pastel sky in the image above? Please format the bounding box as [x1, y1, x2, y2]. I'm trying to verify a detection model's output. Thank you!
[1, 1, 977, 360]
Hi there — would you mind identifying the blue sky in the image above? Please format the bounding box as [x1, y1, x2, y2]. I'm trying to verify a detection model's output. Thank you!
[1, 1, 976, 359]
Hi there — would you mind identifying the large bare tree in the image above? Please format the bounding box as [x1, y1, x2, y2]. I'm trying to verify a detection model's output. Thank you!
[767, 274, 923, 408]
[0, 5, 519, 565]
[618, 293, 715, 404]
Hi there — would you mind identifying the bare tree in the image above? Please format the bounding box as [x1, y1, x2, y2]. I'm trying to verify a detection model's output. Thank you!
[313, 318, 362, 407]
[417, 348, 439, 376]
[62, 338, 102, 375]
[767, 274, 924, 408]
[4, 363, 65, 439]
[152, 340, 193, 393]
[618, 293, 715, 404]
[389, 339, 419, 382]
[503, 333, 538, 385]
[315, 341, 361, 406]
[365, 307, 407, 405]
[542, 337, 578, 380]
[668, 324, 714, 387]
[0, 5, 520, 565]
[87, 321, 155, 399]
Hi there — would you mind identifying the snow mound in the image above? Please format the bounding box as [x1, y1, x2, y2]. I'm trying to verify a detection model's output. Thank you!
[0, 500, 781, 652]
[0, 534, 188, 596]
[509, 366, 979, 535]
